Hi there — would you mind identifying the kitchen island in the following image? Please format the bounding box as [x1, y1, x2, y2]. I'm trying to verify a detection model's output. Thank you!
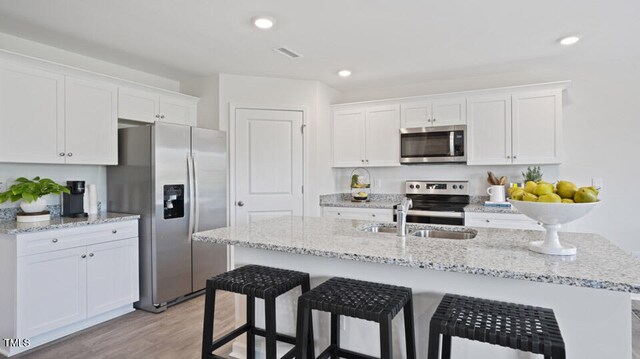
[193, 216, 640, 359]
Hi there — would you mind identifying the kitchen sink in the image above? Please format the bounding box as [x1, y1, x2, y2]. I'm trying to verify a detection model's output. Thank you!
[411, 229, 476, 240]
[361, 225, 398, 234]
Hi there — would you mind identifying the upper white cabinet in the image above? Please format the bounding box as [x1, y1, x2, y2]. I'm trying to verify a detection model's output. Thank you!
[65, 77, 118, 165]
[511, 90, 562, 164]
[400, 98, 466, 128]
[466, 94, 513, 165]
[467, 89, 562, 165]
[118, 86, 197, 126]
[0, 63, 65, 164]
[332, 105, 400, 167]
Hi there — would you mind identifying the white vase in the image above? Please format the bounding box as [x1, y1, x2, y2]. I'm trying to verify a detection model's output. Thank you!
[20, 197, 47, 213]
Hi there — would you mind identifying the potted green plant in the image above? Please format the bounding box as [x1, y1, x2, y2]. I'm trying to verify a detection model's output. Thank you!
[0, 177, 70, 213]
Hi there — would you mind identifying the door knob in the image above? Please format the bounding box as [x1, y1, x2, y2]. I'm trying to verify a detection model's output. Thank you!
[237, 201, 244, 207]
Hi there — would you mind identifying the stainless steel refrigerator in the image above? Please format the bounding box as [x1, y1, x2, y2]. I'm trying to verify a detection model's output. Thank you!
[107, 122, 227, 313]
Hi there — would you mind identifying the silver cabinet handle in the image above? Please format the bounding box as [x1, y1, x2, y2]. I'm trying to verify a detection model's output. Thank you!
[52, 238, 58, 243]
[160, 115, 165, 119]
[485, 219, 490, 223]
[155, 114, 160, 118]
[513, 156, 518, 159]
[506, 155, 511, 159]
[361, 159, 365, 164]
[337, 212, 341, 215]
[237, 201, 244, 207]
[67, 153, 73, 157]
[427, 119, 432, 122]
[432, 118, 436, 122]
[372, 214, 376, 217]
[112, 229, 117, 234]
[89, 253, 94, 257]
[81, 254, 87, 258]
[59, 152, 65, 157]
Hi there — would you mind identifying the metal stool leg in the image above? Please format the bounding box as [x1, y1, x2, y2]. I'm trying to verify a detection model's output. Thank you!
[246, 295, 255, 359]
[201, 283, 216, 359]
[296, 299, 310, 359]
[265, 294, 277, 359]
[330, 314, 340, 359]
[441, 335, 451, 359]
[379, 316, 393, 359]
[427, 322, 441, 359]
[403, 297, 416, 359]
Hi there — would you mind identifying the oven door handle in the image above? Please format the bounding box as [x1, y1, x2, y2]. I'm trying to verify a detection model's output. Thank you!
[398, 209, 465, 219]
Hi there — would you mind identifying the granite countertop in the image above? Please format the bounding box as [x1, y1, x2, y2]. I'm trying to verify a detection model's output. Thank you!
[193, 216, 640, 293]
[0, 212, 140, 235]
[463, 204, 520, 214]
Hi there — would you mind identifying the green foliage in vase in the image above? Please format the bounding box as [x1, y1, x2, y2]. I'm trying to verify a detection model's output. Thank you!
[0, 177, 70, 204]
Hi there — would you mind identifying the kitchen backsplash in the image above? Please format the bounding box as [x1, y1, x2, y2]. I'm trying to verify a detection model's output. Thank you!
[0, 202, 102, 221]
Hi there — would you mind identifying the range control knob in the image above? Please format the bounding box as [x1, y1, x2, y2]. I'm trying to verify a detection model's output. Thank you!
[415, 184, 421, 189]
[460, 185, 465, 189]
[409, 184, 415, 189]
[452, 185, 458, 189]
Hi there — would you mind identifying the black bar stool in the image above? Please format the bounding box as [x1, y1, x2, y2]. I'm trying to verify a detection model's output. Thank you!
[296, 277, 416, 359]
[428, 294, 566, 359]
[201, 265, 314, 359]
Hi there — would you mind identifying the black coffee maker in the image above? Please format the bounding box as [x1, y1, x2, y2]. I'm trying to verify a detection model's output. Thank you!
[63, 181, 88, 218]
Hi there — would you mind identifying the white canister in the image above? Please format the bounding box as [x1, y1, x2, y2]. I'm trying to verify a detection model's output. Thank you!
[487, 185, 506, 202]
[88, 184, 98, 214]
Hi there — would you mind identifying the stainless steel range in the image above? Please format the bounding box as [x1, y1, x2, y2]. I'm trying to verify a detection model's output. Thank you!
[395, 180, 470, 226]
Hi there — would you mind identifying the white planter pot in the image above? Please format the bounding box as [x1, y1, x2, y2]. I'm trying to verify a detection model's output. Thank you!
[20, 197, 47, 213]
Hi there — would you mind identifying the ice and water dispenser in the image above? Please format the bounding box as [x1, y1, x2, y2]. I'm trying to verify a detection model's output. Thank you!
[163, 185, 184, 219]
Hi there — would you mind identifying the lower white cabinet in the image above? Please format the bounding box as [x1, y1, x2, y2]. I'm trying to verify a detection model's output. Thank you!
[465, 212, 543, 231]
[322, 207, 394, 222]
[1, 220, 139, 357]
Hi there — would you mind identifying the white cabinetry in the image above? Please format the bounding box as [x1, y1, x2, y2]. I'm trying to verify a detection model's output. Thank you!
[322, 207, 394, 222]
[401, 98, 466, 128]
[1, 220, 139, 357]
[65, 77, 118, 165]
[118, 86, 197, 126]
[0, 63, 65, 164]
[467, 89, 562, 165]
[465, 212, 543, 231]
[332, 105, 400, 167]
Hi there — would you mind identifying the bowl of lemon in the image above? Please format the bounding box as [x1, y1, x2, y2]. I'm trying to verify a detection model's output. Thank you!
[508, 180, 600, 256]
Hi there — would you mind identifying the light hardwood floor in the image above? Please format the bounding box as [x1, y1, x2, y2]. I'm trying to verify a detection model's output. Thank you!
[7, 292, 235, 359]
[4, 297, 640, 358]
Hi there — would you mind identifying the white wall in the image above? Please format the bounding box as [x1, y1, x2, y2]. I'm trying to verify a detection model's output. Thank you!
[0, 33, 183, 212]
[334, 58, 640, 253]
[218, 74, 340, 217]
[180, 74, 220, 130]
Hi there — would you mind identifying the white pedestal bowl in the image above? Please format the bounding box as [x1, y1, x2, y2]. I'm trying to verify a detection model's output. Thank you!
[509, 199, 600, 256]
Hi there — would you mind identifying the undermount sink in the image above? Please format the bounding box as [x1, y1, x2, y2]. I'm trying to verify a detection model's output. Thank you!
[411, 229, 476, 240]
[361, 226, 398, 234]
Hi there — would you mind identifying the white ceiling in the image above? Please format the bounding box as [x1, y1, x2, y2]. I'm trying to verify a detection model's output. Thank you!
[0, 0, 638, 91]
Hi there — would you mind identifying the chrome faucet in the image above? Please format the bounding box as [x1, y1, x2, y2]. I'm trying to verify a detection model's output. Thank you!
[396, 197, 413, 237]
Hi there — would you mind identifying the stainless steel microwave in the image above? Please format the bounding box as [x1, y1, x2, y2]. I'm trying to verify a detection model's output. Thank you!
[400, 125, 466, 163]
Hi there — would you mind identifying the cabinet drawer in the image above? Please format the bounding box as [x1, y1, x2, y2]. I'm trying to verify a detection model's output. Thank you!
[465, 213, 543, 231]
[17, 220, 138, 257]
[322, 207, 394, 222]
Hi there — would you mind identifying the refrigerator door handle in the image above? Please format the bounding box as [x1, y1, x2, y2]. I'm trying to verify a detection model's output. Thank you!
[192, 153, 199, 233]
[187, 153, 195, 240]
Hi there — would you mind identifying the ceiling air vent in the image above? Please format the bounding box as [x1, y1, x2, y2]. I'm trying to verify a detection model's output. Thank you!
[273, 47, 303, 59]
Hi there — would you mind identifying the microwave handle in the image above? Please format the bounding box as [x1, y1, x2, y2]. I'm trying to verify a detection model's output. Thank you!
[449, 131, 455, 156]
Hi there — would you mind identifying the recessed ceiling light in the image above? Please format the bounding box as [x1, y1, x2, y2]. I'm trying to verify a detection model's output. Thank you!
[338, 70, 352, 78]
[558, 35, 581, 46]
[253, 16, 275, 30]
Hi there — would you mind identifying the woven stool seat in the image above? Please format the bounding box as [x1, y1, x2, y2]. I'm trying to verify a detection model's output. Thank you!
[210, 264, 308, 299]
[429, 294, 565, 358]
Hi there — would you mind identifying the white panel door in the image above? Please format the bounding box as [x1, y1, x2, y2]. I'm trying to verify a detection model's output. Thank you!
[17, 246, 87, 338]
[0, 63, 65, 164]
[432, 97, 466, 126]
[235, 109, 304, 225]
[65, 77, 118, 165]
[467, 94, 512, 165]
[86, 238, 139, 317]
[400, 101, 432, 128]
[117, 86, 159, 123]
[512, 90, 562, 165]
[332, 108, 366, 167]
[159, 95, 196, 126]
[365, 105, 401, 167]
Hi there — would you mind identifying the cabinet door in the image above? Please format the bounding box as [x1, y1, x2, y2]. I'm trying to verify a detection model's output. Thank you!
[467, 94, 512, 165]
[86, 238, 139, 317]
[432, 97, 466, 126]
[17, 247, 87, 338]
[512, 90, 562, 164]
[365, 105, 401, 167]
[0, 63, 65, 164]
[159, 95, 196, 126]
[401, 101, 432, 128]
[332, 108, 366, 167]
[117, 86, 159, 123]
[65, 77, 118, 165]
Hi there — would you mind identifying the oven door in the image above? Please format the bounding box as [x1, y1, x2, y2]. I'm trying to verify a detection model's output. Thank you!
[394, 209, 465, 226]
[400, 125, 466, 163]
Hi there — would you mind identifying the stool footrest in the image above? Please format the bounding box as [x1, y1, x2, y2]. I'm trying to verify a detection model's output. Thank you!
[317, 345, 380, 359]
[253, 328, 297, 345]
[211, 323, 250, 351]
